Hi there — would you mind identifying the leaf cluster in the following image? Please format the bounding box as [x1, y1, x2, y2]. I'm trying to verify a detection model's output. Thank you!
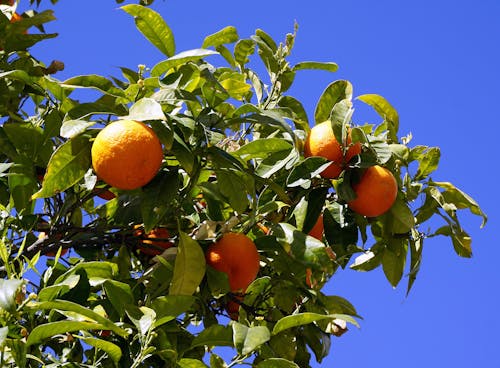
[0, 3, 486, 368]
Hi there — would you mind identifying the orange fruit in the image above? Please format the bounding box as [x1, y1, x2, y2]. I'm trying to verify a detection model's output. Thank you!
[308, 214, 324, 240]
[304, 121, 361, 179]
[133, 225, 173, 256]
[347, 165, 398, 217]
[205, 232, 260, 293]
[91, 120, 163, 190]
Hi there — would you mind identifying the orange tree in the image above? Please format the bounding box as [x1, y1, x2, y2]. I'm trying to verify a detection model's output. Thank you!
[0, 1, 487, 367]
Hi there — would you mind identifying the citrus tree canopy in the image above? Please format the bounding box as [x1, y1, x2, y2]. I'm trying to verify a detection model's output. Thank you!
[0, 1, 486, 367]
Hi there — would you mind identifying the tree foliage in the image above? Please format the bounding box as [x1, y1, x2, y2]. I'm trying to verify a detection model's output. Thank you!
[0, 1, 486, 367]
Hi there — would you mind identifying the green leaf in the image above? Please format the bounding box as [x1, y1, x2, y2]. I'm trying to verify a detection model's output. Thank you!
[278, 95, 310, 132]
[3, 122, 52, 165]
[256, 358, 300, 368]
[151, 49, 219, 77]
[234, 138, 293, 161]
[191, 324, 233, 348]
[76, 337, 122, 366]
[434, 225, 472, 258]
[32, 134, 92, 199]
[232, 323, 271, 356]
[382, 240, 407, 288]
[125, 306, 156, 336]
[123, 97, 167, 121]
[0, 70, 44, 94]
[414, 147, 440, 180]
[38, 274, 80, 302]
[0, 279, 23, 312]
[62, 75, 126, 98]
[121, 5, 175, 57]
[141, 169, 180, 232]
[215, 169, 250, 213]
[234, 39, 255, 68]
[0, 326, 8, 347]
[178, 359, 209, 368]
[390, 198, 415, 234]
[103, 280, 134, 319]
[202, 26, 239, 48]
[272, 313, 358, 335]
[357, 94, 399, 141]
[314, 80, 353, 124]
[60, 119, 95, 139]
[169, 232, 206, 296]
[54, 261, 118, 286]
[30, 300, 128, 337]
[430, 181, 487, 227]
[407, 231, 423, 295]
[293, 61, 338, 73]
[152, 295, 196, 328]
[286, 157, 330, 189]
[26, 321, 110, 346]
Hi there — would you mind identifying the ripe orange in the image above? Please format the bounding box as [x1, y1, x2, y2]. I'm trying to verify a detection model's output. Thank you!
[308, 214, 324, 240]
[205, 232, 260, 293]
[304, 121, 361, 179]
[347, 165, 398, 217]
[91, 120, 163, 190]
[133, 225, 174, 256]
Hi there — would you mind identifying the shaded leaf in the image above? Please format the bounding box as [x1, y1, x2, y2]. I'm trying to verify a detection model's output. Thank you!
[169, 232, 206, 296]
[191, 324, 233, 348]
[152, 295, 196, 328]
[103, 280, 134, 319]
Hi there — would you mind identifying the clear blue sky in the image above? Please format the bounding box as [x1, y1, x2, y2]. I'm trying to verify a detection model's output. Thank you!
[26, 0, 500, 366]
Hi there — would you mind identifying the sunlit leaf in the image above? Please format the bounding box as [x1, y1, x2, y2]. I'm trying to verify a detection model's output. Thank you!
[30, 300, 128, 337]
[123, 97, 166, 121]
[357, 94, 399, 141]
[121, 4, 175, 57]
[272, 313, 358, 335]
[62, 75, 126, 98]
[151, 49, 219, 77]
[0, 279, 23, 312]
[32, 134, 91, 199]
[26, 321, 110, 346]
[202, 26, 239, 48]
[178, 358, 209, 368]
[315, 80, 352, 124]
[60, 120, 95, 138]
[293, 61, 338, 73]
[76, 337, 122, 365]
